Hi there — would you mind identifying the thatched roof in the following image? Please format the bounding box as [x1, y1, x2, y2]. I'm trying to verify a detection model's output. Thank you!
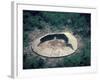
[32, 32, 78, 57]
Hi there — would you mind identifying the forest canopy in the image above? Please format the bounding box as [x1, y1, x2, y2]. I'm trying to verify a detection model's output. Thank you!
[23, 10, 91, 69]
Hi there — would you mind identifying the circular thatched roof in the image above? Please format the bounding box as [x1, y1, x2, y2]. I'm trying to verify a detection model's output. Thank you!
[32, 32, 78, 57]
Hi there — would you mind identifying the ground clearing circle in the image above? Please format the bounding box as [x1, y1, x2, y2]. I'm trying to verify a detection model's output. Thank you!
[32, 32, 78, 57]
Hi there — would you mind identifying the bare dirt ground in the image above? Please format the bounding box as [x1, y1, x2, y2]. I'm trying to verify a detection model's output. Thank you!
[31, 33, 77, 57]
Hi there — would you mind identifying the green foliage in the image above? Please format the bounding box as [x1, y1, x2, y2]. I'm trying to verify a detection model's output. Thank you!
[23, 10, 91, 69]
[23, 32, 30, 47]
[23, 54, 45, 69]
[23, 10, 90, 37]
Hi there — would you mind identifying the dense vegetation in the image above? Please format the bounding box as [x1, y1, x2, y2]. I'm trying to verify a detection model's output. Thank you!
[23, 10, 91, 69]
